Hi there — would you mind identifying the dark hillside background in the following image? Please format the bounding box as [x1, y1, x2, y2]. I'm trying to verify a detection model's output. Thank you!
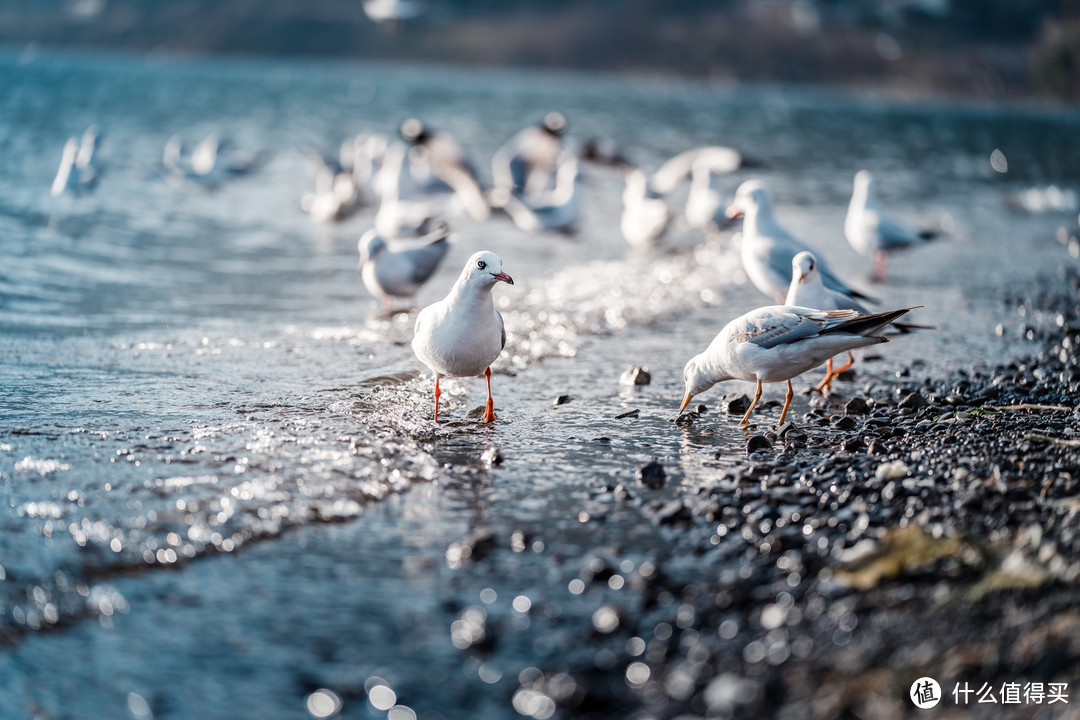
[2, 0, 1078, 100]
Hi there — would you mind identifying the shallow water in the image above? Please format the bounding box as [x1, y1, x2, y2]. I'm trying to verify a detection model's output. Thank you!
[2, 48, 1079, 718]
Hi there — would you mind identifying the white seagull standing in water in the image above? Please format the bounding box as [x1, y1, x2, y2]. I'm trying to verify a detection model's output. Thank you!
[845, 169, 939, 283]
[358, 222, 451, 312]
[620, 168, 672, 249]
[726, 180, 874, 304]
[412, 251, 513, 423]
[680, 305, 913, 427]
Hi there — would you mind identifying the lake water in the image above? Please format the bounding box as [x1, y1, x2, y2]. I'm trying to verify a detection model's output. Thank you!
[1, 48, 1079, 719]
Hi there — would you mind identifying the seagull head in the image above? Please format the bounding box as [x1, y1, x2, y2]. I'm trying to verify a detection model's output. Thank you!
[791, 251, 820, 285]
[726, 179, 769, 220]
[462, 251, 514, 289]
[357, 229, 387, 269]
[679, 354, 724, 414]
[541, 111, 568, 136]
[400, 117, 429, 145]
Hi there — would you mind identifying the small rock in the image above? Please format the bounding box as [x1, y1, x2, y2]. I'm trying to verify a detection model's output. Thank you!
[648, 499, 692, 526]
[874, 460, 909, 481]
[899, 392, 928, 410]
[553, 395, 572, 407]
[834, 416, 858, 430]
[845, 397, 871, 415]
[840, 437, 864, 453]
[615, 409, 640, 419]
[620, 366, 652, 386]
[722, 393, 751, 415]
[746, 435, 772, 455]
[638, 459, 666, 489]
[836, 368, 857, 382]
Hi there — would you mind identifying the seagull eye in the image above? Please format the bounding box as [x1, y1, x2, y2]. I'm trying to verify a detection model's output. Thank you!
[477, 260, 487, 270]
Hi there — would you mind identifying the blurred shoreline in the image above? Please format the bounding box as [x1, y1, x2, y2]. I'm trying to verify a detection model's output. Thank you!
[2, 0, 1078, 104]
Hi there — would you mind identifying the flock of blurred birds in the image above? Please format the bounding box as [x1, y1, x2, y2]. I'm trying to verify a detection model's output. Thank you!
[49, 110, 945, 309]
[46, 111, 1080, 424]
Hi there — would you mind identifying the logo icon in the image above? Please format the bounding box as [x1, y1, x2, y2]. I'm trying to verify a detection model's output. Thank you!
[911, 677, 941, 709]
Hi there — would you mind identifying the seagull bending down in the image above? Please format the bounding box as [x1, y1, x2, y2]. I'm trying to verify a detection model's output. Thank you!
[412, 251, 513, 423]
[680, 305, 913, 427]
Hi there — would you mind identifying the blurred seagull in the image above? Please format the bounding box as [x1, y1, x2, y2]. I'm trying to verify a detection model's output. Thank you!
[786, 251, 930, 391]
[650, 146, 743, 233]
[726, 180, 875, 304]
[163, 133, 262, 187]
[489, 156, 582, 234]
[358, 222, 451, 312]
[363, 0, 425, 31]
[301, 162, 358, 223]
[680, 305, 913, 427]
[620, 168, 672, 249]
[845, 170, 939, 282]
[51, 125, 103, 196]
[412, 251, 514, 423]
[492, 112, 567, 200]
[374, 142, 439, 239]
[400, 118, 489, 221]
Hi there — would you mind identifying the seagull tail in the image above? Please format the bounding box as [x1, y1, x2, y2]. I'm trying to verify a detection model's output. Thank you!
[825, 306, 919, 338]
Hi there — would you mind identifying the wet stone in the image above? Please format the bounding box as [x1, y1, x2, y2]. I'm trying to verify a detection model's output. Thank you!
[746, 435, 772, 455]
[638, 459, 666, 489]
[620, 366, 652, 386]
[722, 394, 751, 415]
[845, 397, 871, 415]
[899, 392, 929, 410]
[553, 395, 572, 407]
[834, 416, 858, 430]
[615, 409, 640, 419]
[840, 437, 864, 453]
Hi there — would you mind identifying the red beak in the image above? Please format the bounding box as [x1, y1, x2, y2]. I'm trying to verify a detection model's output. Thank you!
[725, 207, 743, 220]
[492, 272, 514, 285]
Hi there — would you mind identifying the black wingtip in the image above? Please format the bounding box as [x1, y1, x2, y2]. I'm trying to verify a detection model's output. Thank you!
[825, 306, 917, 337]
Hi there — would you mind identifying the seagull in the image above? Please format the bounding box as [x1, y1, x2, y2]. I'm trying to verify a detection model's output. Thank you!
[641, 146, 744, 236]
[162, 133, 261, 187]
[726, 180, 875, 304]
[341, 132, 388, 204]
[680, 304, 913, 427]
[51, 126, 102, 196]
[358, 222, 451, 311]
[489, 156, 582, 234]
[845, 170, 939, 282]
[412, 251, 514, 423]
[785, 251, 930, 391]
[301, 159, 358, 223]
[400, 118, 489, 221]
[374, 142, 439, 239]
[492, 112, 567, 200]
[620, 169, 672, 249]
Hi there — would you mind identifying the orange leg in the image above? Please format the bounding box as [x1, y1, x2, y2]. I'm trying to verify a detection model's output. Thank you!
[739, 380, 763, 426]
[482, 367, 496, 423]
[833, 351, 855, 375]
[779, 380, 794, 425]
[817, 357, 835, 392]
[433, 376, 441, 423]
